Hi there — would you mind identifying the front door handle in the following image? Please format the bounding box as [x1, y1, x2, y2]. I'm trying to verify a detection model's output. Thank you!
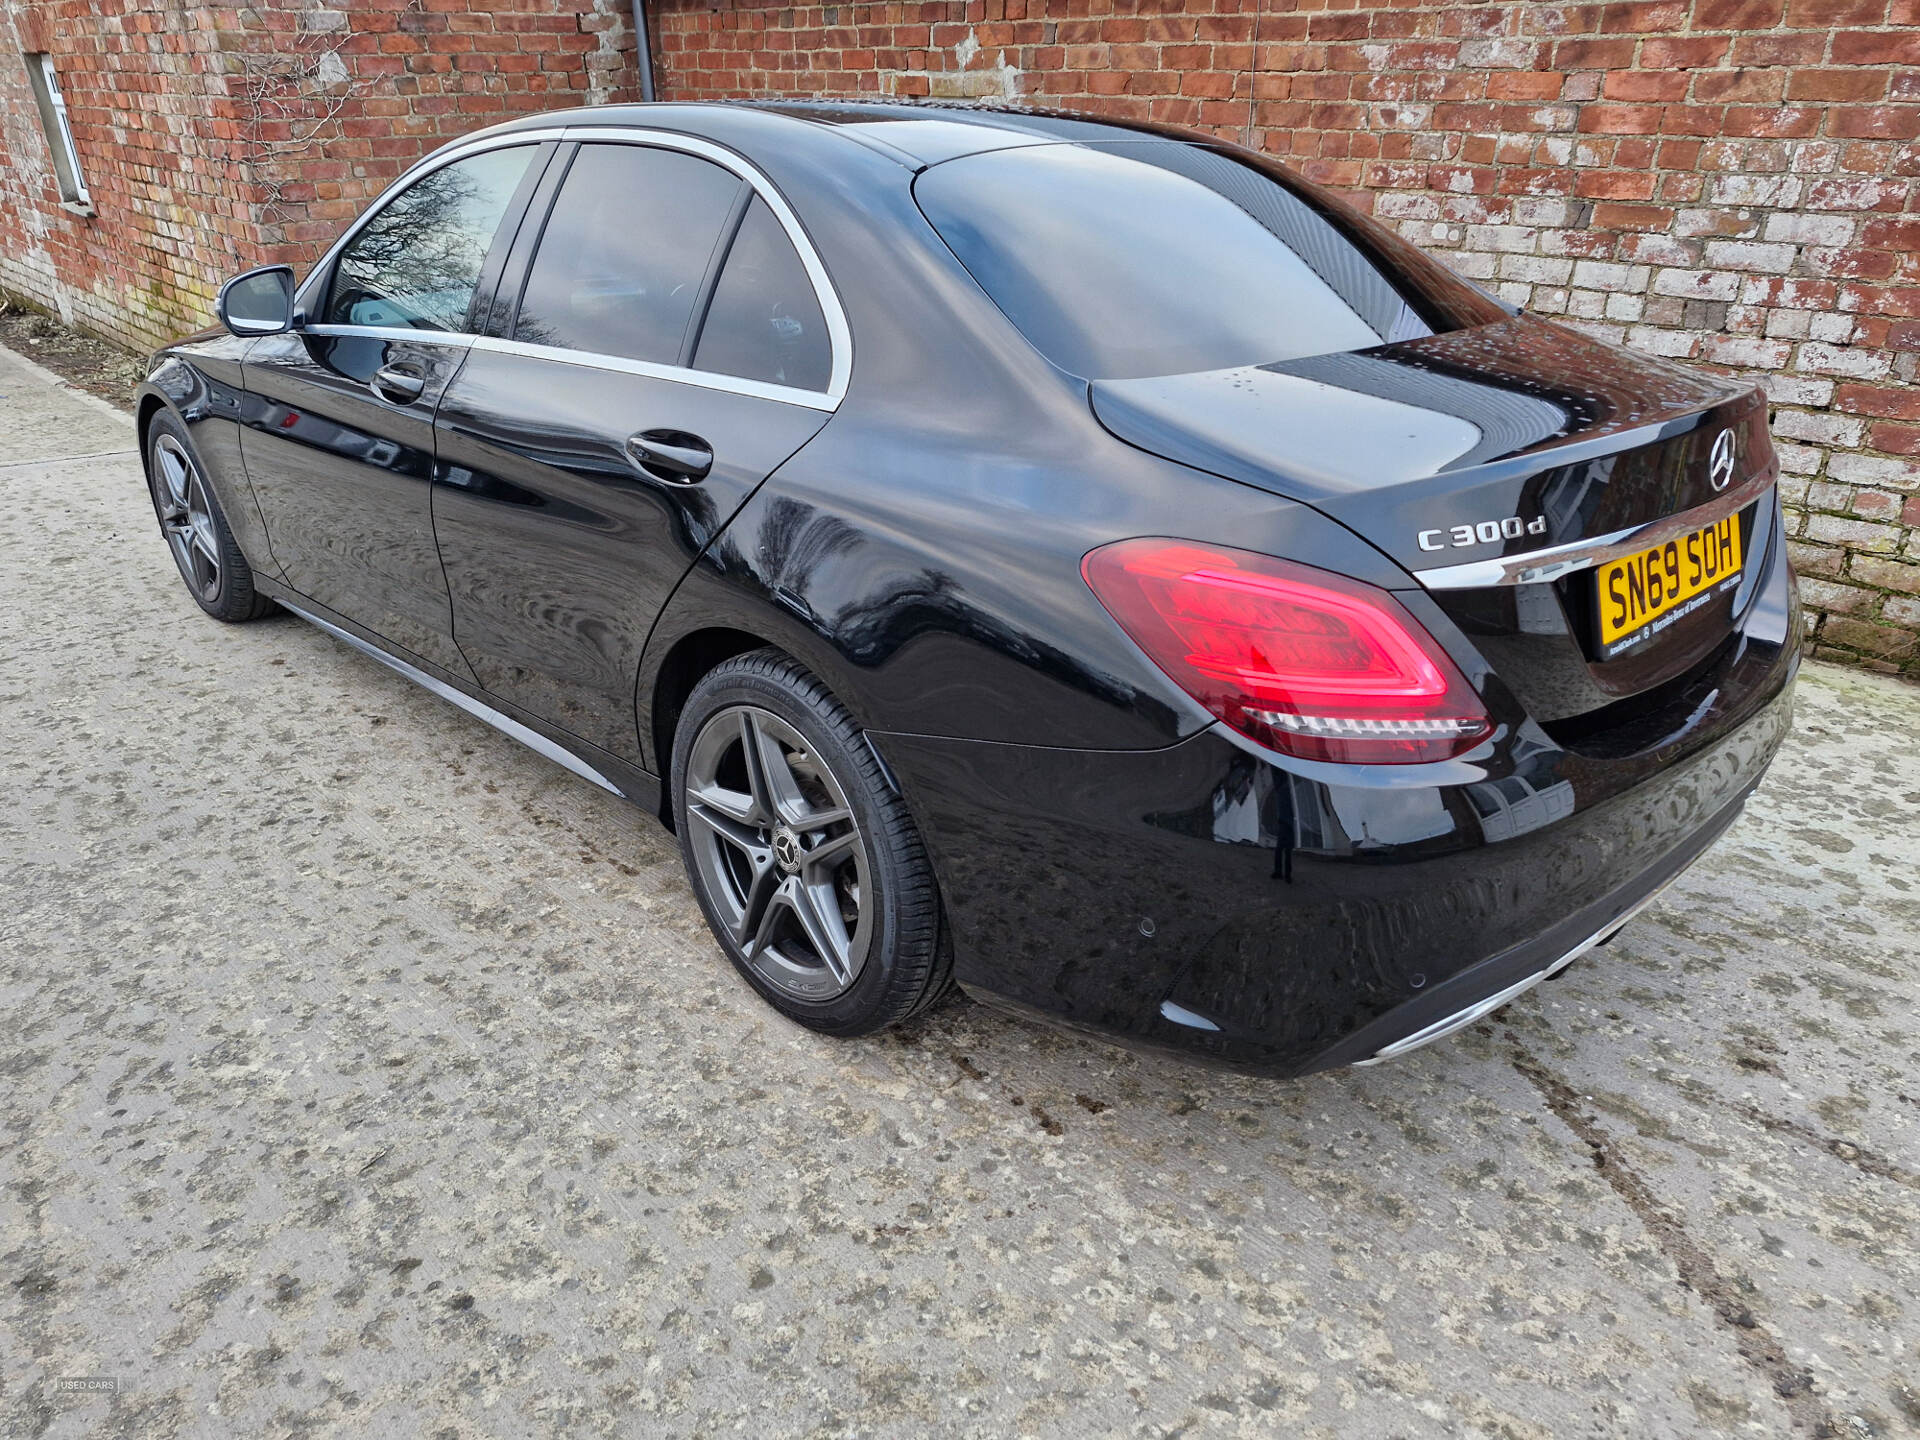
[627, 429, 713, 484]
[371, 364, 426, 404]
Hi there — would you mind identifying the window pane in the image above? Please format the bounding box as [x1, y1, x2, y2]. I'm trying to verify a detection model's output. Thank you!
[326, 146, 535, 331]
[25, 54, 89, 207]
[915, 142, 1461, 380]
[514, 145, 742, 364]
[692, 197, 831, 393]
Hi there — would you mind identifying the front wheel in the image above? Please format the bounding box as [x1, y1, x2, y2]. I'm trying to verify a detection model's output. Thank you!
[671, 650, 951, 1036]
[144, 412, 274, 623]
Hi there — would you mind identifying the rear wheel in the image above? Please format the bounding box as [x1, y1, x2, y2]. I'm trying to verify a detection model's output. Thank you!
[671, 650, 951, 1035]
[145, 413, 274, 622]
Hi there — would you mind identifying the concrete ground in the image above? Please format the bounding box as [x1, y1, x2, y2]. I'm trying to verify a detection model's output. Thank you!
[1, 337, 1916, 1440]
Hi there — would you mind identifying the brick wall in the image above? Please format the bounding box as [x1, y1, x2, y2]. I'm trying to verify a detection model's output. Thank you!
[0, 0, 640, 346]
[0, 1, 257, 345]
[652, 0, 1920, 675]
[238, 0, 638, 264]
[0, 0, 1915, 672]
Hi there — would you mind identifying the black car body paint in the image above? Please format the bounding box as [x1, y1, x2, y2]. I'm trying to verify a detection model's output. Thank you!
[135, 100, 1799, 1077]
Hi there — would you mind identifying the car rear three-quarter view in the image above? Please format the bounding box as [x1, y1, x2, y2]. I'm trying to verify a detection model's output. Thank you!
[134, 100, 1799, 1079]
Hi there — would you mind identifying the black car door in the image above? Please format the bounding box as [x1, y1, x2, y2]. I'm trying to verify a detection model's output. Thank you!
[239, 142, 549, 675]
[431, 138, 841, 763]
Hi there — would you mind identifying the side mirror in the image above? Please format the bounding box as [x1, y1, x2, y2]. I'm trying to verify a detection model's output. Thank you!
[217, 264, 297, 337]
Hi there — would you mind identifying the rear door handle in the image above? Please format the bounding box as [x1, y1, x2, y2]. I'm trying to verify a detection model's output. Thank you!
[626, 429, 713, 484]
[371, 364, 426, 404]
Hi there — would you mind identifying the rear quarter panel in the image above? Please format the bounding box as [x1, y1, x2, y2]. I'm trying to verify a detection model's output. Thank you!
[637, 125, 1411, 762]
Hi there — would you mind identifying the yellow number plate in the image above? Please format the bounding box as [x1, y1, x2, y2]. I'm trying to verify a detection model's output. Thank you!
[1596, 513, 1743, 654]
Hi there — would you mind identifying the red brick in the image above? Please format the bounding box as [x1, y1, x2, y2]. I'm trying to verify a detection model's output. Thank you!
[1487, 72, 1564, 100]
[1862, 218, 1920, 250]
[1579, 103, 1666, 133]
[1575, 169, 1660, 199]
[1837, 385, 1920, 419]
[1729, 32, 1829, 66]
[1553, 37, 1640, 69]
[1693, 0, 1786, 23]
[1831, 29, 1920, 64]
[1721, 106, 1822, 137]
[1788, 68, 1895, 101]
[1694, 68, 1787, 102]
[1868, 423, 1920, 455]
[1842, 286, 1920, 318]
[1786, 0, 1892, 18]
[1830, 106, 1920, 140]
[1604, 70, 1690, 101]
[1570, 2, 1663, 30]
[1592, 202, 1675, 230]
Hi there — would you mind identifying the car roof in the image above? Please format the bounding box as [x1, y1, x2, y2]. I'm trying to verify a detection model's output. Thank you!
[480, 98, 1206, 169]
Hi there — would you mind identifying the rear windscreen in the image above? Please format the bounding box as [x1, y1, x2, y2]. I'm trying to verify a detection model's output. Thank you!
[914, 140, 1507, 381]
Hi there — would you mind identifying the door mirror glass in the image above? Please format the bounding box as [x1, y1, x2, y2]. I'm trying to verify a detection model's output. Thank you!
[217, 265, 296, 336]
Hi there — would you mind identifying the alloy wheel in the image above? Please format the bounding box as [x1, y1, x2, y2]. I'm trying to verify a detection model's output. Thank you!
[153, 433, 221, 601]
[682, 705, 872, 1002]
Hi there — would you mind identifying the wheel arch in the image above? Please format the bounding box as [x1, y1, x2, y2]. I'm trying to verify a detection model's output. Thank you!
[645, 625, 781, 825]
[134, 360, 282, 587]
[133, 387, 175, 478]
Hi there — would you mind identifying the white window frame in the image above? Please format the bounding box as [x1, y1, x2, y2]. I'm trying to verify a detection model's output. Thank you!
[24, 53, 92, 214]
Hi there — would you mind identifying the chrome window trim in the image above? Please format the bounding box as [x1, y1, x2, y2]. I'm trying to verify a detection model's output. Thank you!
[298, 323, 475, 347]
[1412, 466, 1776, 590]
[291, 125, 851, 409]
[467, 334, 836, 412]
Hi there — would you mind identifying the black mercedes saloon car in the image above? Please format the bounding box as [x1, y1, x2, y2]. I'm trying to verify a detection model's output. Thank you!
[136, 100, 1799, 1077]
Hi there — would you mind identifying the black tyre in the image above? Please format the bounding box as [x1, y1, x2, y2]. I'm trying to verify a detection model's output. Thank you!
[145, 411, 275, 623]
[671, 649, 952, 1035]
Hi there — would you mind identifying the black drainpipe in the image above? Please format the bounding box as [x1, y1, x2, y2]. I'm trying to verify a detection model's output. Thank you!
[631, 0, 657, 101]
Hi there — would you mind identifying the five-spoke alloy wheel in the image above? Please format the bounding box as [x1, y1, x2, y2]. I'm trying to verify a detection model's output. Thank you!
[671, 650, 951, 1035]
[684, 705, 871, 1002]
[153, 433, 223, 604]
[143, 412, 275, 623]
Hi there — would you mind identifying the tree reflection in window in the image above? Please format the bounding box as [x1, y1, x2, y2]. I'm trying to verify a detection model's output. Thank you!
[326, 146, 534, 331]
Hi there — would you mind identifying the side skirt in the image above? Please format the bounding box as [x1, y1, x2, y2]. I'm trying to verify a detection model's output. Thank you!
[256, 576, 664, 816]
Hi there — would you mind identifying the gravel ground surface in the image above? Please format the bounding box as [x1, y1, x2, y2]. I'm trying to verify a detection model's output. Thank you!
[2, 339, 1917, 1439]
[0, 303, 147, 408]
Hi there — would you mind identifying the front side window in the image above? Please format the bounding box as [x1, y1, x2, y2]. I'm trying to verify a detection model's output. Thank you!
[24, 54, 90, 210]
[513, 144, 742, 365]
[693, 197, 832, 393]
[325, 145, 535, 331]
[914, 141, 1506, 381]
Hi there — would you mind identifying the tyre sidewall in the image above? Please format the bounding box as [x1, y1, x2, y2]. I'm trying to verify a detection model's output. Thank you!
[671, 658, 936, 1036]
[146, 410, 255, 621]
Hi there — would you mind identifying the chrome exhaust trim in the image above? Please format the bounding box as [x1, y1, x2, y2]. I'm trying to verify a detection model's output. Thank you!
[1354, 871, 1685, 1066]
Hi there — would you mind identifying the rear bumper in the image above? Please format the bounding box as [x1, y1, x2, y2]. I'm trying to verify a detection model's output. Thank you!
[1320, 788, 1739, 1071]
[873, 600, 1797, 1079]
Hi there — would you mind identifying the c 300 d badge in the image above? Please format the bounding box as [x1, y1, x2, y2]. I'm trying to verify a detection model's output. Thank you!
[1417, 513, 1549, 552]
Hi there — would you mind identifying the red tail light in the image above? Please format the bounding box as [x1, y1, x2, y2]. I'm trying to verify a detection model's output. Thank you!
[1082, 539, 1490, 764]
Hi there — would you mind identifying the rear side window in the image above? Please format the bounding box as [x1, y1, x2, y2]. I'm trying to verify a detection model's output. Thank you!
[914, 142, 1495, 380]
[692, 197, 832, 393]
[514, 144, 742, 365]
[326, 145, 535, 331]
